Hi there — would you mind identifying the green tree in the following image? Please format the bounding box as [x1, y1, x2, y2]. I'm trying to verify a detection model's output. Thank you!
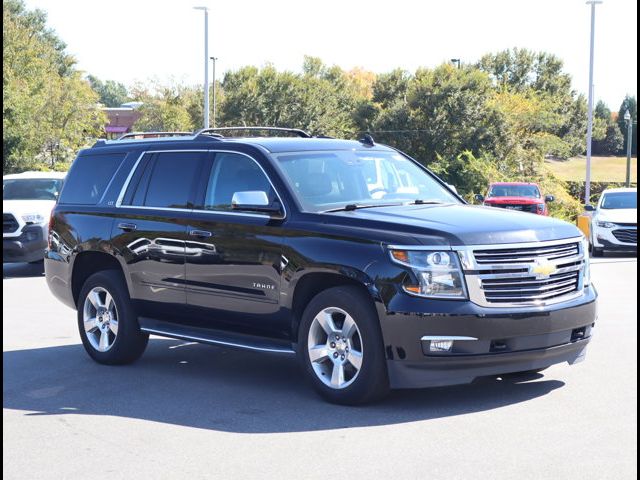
[87, 75, 129, 107]
[129, 82, 197, 132]
[3, 0, 104, 172]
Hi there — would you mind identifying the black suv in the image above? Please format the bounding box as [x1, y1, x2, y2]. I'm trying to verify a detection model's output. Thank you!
[45, 127, 597, 404]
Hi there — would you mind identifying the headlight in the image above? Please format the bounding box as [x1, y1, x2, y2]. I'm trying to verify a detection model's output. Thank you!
[21, 213, 47, 224]
[389, 249, 468, 299]
[581, 237, 591, 287]
[597, 221, 615, 228]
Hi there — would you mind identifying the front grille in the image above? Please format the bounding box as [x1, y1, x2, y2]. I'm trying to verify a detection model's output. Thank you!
[3, 213, 19, 234]
[474, 242, 580, 264]
[612, 228, 637, 244]
[492, 204, 538, 213]
[466, 239, 585, 307]
[480, 270, 580, 303]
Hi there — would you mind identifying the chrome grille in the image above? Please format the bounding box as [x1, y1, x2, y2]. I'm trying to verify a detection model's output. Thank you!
[612, 228, 637, 244]
[474, 242, 580, 264]
[461, 238, 586, 308]
[3, 213, 19, 234]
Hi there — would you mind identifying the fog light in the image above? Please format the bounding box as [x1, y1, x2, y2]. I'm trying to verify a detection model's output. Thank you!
[430, 340, 453, 352]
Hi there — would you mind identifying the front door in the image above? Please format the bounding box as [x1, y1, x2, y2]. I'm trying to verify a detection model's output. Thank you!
[183, 151, 285, 338]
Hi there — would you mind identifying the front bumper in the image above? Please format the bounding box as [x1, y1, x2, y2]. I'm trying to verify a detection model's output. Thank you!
[3, 224, 48, 263]
[592, 224, 637, 251]
[378, 286, 597, 389]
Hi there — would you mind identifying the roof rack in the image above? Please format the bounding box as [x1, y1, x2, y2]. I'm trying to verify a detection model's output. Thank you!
[117, 131, 194, 140]
[195, 126, 312, 138]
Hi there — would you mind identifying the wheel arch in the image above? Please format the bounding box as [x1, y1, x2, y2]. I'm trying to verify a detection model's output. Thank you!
[71, 251, 127, 307]
[288, 270, 380, 341]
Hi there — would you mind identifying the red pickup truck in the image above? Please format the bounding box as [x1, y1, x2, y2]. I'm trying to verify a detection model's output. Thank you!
[475, 182, 554, 215]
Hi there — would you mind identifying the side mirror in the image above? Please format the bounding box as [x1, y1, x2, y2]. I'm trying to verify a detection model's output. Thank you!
[231, 191, 283, 217]
[545, 194, 555, 203]
[474, 194, 485, 203]
[584, 204, 596, 212]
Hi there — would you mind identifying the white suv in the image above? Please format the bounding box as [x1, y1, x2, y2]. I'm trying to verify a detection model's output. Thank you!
[3, 171, 66, 263]
[588, 187, 637, 257]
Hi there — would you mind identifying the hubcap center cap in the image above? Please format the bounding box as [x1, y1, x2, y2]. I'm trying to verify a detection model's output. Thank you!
[334, 339, 347, 354]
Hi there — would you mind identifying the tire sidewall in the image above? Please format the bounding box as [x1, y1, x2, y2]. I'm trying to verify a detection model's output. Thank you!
[298, 286, 388, 405]
[77, 270, 146, 364]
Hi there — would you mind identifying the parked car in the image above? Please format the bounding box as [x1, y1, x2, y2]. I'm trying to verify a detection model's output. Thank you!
[3, 171, 66, 263]
[45, 128, 596, 405]
[586, 187, 637, 257]
[475, 182, 554, 215]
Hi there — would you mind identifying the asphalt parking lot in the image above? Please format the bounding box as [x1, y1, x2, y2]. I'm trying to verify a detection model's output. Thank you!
[3, 255, 637, 480]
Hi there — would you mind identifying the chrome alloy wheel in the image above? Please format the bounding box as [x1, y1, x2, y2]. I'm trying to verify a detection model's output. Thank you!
[83, 286, 119, 352]
[307, 307, 364, 389]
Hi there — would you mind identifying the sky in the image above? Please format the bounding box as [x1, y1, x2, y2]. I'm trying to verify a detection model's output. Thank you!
[24, 0, 638, 109]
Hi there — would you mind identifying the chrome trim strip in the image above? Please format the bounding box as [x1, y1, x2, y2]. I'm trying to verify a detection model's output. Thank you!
[140, 327, 295, 354]
[114, 149, 288, 220]
[421, 336, 478, 341]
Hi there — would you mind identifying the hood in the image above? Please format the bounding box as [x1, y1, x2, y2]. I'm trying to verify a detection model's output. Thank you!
[596, 208, 637, 224]
[484, 196, 543, 205]
[3, 199, 56, 217]
[329, 204, 580, 246]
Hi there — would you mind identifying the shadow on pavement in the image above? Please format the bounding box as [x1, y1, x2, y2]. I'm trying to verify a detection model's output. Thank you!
[3, 338, 565, 433]
[3, 262, 45, 279]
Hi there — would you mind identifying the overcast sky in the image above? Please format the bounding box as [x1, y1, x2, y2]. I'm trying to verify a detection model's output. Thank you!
[24, 0, 637, 109]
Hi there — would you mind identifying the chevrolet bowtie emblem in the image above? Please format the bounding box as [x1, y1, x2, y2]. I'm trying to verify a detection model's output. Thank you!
[530, 260, 557, 279]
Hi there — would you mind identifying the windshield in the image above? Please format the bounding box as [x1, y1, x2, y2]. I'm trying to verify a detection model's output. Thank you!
[274, 150, 460, 212]
[488, 184, 541, 198]
[601, 192, 637, 209]
[3, 178, 64, 201]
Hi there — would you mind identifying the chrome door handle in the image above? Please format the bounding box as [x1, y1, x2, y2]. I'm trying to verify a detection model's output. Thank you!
[117, 222, 137, 232]
[189, 230, 213, 238]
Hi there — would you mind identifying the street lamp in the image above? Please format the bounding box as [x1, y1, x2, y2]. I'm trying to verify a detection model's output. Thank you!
[624, 109, 632, 187]
[210, 57, 218, 127]
[194, 6, 209, 129]
[450, 58, 461, 69]
[584, 0, 603, 206]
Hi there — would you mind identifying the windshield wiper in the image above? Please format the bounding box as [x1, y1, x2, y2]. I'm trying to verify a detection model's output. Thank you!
[322, 203, 403, 213]
[409, 199, 444, 205]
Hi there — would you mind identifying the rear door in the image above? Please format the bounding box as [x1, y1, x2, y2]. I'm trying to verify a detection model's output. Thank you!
[183, 151, 285, 337]
[110, 150, 208, 321]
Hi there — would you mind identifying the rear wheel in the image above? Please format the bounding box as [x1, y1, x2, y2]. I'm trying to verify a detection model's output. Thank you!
[298, 286, 389, 405]
[77, 270, 148, 365]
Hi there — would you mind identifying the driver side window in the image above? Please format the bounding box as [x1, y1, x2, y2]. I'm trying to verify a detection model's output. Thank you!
[204, 153, 274, 211]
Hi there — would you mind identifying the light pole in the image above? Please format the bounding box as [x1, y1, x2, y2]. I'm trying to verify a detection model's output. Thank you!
[194, 6, 209, 129]
[584, 0, 602, 206]
[624, 109, 632, 187]
[450, 58, 461, 69]
[210, 57, 218, 127]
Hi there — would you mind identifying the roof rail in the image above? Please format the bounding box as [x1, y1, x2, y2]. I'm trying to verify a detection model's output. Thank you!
[117, 131, 194, 140]
[195, 126, 312, 138]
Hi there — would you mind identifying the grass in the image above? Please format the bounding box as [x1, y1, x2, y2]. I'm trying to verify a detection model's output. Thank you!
[545, 155, 637, 182]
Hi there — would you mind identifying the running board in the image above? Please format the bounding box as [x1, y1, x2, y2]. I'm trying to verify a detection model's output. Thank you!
[138, 317, 295, 354]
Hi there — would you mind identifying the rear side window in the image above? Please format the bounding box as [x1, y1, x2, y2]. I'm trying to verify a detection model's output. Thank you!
[128, 152, 203, 209]
[59, 153, 125, 205]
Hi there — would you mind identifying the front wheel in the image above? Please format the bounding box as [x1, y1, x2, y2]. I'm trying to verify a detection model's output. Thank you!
[77, 270, 148, 365]
[298, 286, 389, 405]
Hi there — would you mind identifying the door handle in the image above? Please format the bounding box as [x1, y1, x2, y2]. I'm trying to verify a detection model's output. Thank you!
[117, 222, 137, 232]
[189, 230, 213, 238]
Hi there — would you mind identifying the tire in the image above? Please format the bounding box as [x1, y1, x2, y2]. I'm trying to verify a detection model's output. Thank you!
[77, 270, 148, 365]
[298, 285, 389, 405]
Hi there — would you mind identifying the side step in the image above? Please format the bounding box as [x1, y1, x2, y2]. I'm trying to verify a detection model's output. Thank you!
[138, 317, 295, 355]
